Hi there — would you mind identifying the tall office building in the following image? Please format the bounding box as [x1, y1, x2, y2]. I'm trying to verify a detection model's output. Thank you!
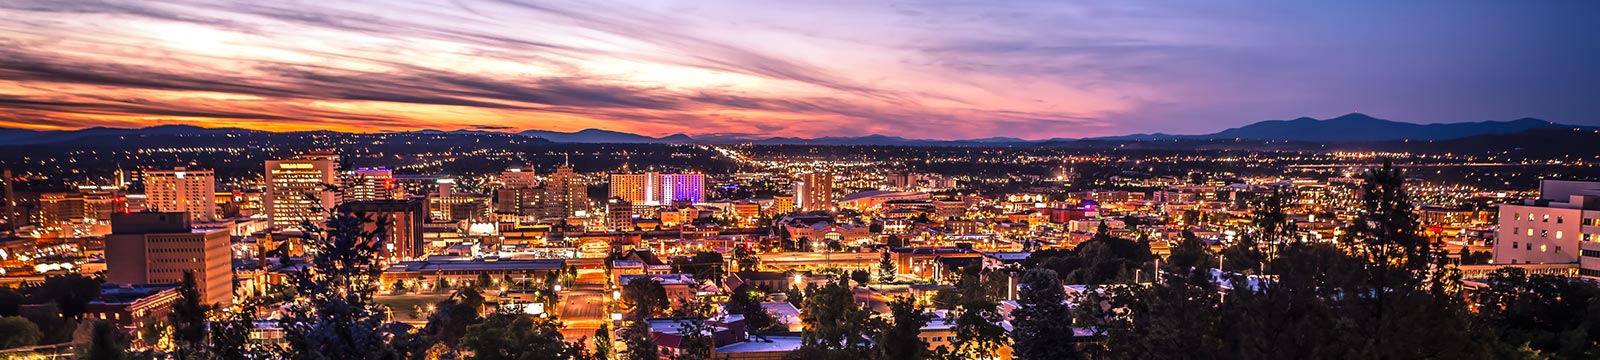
[105, 212, 233, 305]
[542, 163, 586, 217]
[659, 173, 705, 204]
[793, 171, 835, 212]
[348, 168, 396, 201]
[144, 167, 217, 222]
[501, 167, 539, 189]
[1495, 180, 1600, 276]
[265, 153, 339, 230]
[608, 172, 704, 205]
[609, 173, 656, 204]
[606, 198, 634, 231]
[80, 185, 125, 222]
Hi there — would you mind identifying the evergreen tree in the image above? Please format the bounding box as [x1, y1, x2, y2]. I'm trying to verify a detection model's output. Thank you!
[279, 199, 397, 359]
[84, 320, 127, 360]
[874, 297, 930, 360]
[594, 323, 614, 360]
[620, 319, 658, 360]
[877, 251, 898, 283]
[794, 280, 875, 359]
[727, 284, 776, 333]
[1011, 269, 1079, 360]
[209, 300, 255, 360]
[169, 271, 210, 360]
[460, 312, 589, 360]
[622, 279, 669, 320]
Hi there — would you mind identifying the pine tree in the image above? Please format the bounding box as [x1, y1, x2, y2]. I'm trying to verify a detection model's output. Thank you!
[169, 271, 210, 360]
[874, 297, 930, 360]
[877, 251, 898, 283]
[1011, 269, 1079, 360]
[795, 280, 875, 358]
[278, 195, 397, 360]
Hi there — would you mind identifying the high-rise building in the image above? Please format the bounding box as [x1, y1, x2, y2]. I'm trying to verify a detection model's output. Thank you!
[1495, 180, 1600, 276]
[144, 167, 217, 222]
[348, 168, 396, 201]
[542, 163, 586, 217]
[609, 173, 656, 204]
[79, 185, 126, 222]
[265, 153, 339, 230]
[497, 168, 540, 216]
[340, 199, 426, 263]
[501, 167, 539, 189]
[659, 173, 705, 204]
[793, 171, 834, 212]
[606, 197, 634, 231]
[105, 212, 233, 305]
[608, 172, 704, 205]
[39, 192, 84, 228]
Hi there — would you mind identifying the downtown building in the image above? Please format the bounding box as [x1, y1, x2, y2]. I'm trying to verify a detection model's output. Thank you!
[608, 172, 706, 206]
[793, 171, 835, 212]
[105, 212, 233, 306]
[264, 153, 339, 231]
[347, 167, 397, 201]
[143, 167, 217, 222]
[1494, 180, 1600, 277]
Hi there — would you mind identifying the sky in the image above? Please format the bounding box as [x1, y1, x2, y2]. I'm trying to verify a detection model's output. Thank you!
[1, 1, 1596, 139]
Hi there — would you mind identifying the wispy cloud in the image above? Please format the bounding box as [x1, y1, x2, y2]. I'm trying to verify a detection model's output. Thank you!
[0, 0, 1594, 138]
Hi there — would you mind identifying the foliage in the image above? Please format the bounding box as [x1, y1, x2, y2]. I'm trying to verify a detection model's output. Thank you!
[877, 251, 898, 283]
[169, 271, 211, 360]
[727, 284, 776, 333]
[1010, 269, 1079, 360]
[0, 316, 42, 349]
[793, 280, 875, 359]
[459, 312, 590, 360]
[873, 297, 930, 360]
[622, 279, 669, 320]
[31, 273, 102, 320]
[1475, 268, 1600, 360]
[278, 202, 397, 360]
[84, 320, 126, 360]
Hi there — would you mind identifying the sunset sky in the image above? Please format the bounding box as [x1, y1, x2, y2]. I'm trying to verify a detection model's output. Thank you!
[1, 1, 1596, 139]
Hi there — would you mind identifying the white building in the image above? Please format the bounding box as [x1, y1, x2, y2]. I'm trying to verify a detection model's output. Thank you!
[1494, 180, 1600, 277]
[143, 167, 216, 221]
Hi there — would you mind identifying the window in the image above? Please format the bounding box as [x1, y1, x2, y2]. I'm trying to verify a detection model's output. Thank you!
[1558, 217, 1565, 224]
[1557, 231, 1564, 239]
[1542, 230, 1549, 238]
[1556, 246, 1562, 254]
[1512, 241, 1519, 249]
[1540, 244, 1547, 253]
[1529, 228, 1535, 236]
[1544, 214, 1550, 222]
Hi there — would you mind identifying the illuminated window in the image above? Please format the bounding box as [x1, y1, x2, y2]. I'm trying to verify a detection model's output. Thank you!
[1528, 228, 1535, 236]
[1557, 231, 1564, 239]
[1540, 245, 1547, 252]
[1543, 214, 1550, 222]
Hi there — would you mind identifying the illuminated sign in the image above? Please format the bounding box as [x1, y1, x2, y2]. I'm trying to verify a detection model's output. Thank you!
[278, 163, 316, 169]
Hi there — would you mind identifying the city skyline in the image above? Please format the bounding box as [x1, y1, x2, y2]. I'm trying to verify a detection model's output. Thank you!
[3, 1, 1598, 139]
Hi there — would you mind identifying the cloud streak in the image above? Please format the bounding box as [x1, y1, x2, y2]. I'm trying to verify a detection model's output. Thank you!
[0, 0, 1594, 138]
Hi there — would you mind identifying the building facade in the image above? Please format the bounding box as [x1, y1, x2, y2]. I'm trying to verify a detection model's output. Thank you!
[105, 212, 234, 305]
[264, 153, 339, 230]
[1494, 180, 1600, 278]
[144, 167, 217, 221]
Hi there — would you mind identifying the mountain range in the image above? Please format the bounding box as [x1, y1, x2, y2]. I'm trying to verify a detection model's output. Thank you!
[0, 113, 1582, 146]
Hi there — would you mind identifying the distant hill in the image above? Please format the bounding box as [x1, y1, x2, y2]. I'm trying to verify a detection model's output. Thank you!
[0, 113, 1583, 146]
[518, 128, 692, 144]
[0, 125, 258, 145]
[1094, 113, 1570, 142]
